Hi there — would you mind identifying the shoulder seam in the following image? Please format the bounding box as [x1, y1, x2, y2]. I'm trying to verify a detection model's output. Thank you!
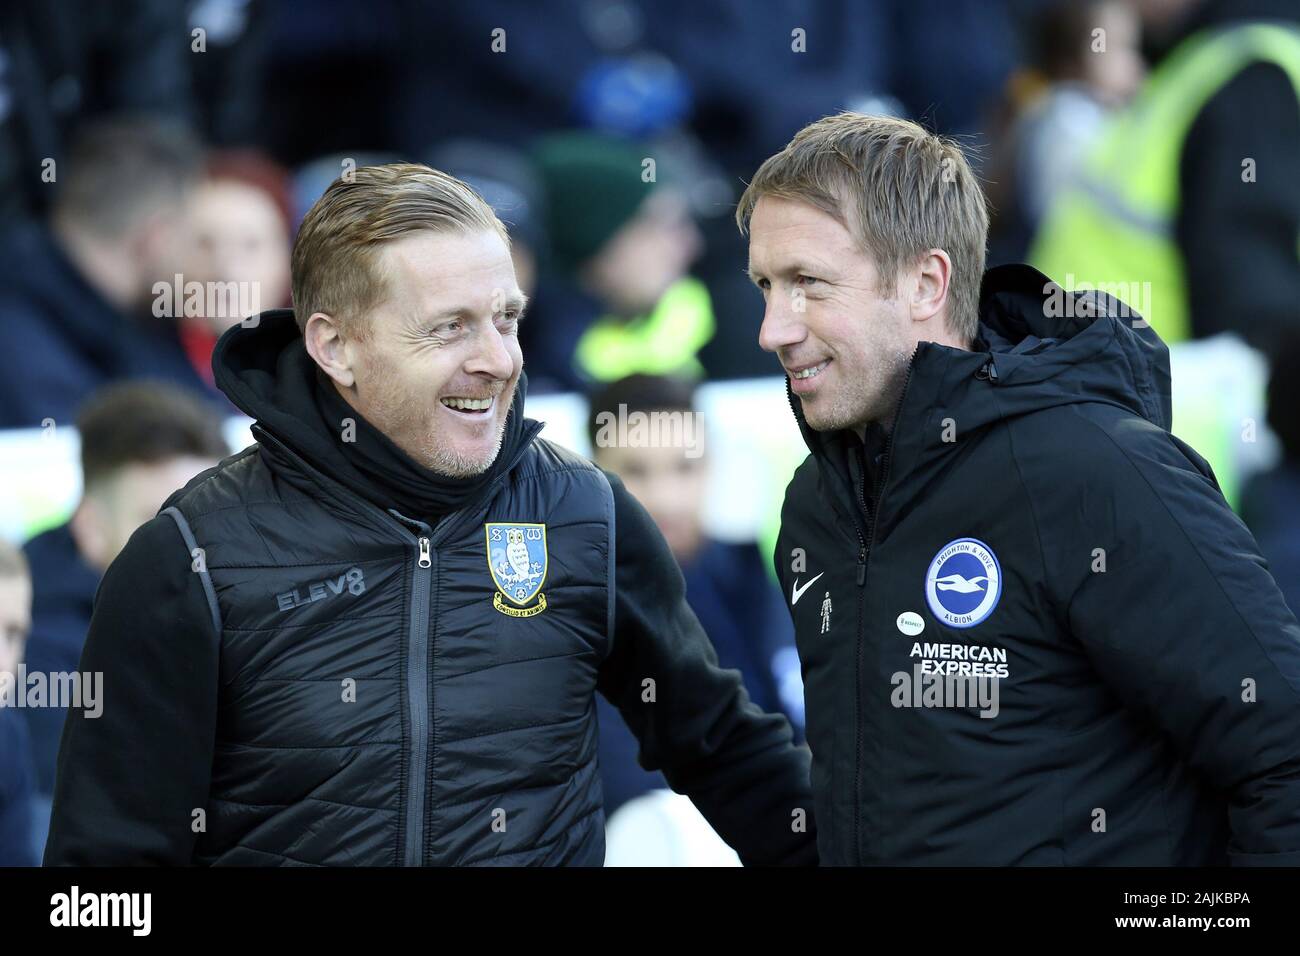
[594, 468, 617, 650]
[161, 506, 223, 637]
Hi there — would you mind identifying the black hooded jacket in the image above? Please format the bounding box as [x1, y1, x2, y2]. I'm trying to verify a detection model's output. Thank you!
[776, 264, 1300, 866]
[44, 310, 816, 866]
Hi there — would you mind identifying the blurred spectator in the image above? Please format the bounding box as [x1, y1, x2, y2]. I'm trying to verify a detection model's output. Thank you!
[180, 149, 293, 387]
[1035, 0, 1300, 354]
[987, 0, 1144, 263]
[20, 382, 228, 855]
[587, 374, 803, 814]
[0, 539, 36, 866]
[0, 117, 223, 429]
[1031, 0, 1300, 506]
[0, 0, 194, 221]
[527, 131, 707, 393]
[426, 139, 549, 298]
[1242, 334, 1300, 617]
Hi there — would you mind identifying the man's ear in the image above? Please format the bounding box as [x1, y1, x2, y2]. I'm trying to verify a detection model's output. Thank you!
[910, 249, 953, 325]
[303, 312, 356, 388]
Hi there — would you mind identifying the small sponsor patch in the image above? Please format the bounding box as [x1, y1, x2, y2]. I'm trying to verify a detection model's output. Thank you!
[896, 611, 925, 636]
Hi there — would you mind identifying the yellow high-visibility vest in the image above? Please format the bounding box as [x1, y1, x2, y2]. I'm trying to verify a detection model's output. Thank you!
[575, 277, 715, 383]
[1031, 23, 1300, 507]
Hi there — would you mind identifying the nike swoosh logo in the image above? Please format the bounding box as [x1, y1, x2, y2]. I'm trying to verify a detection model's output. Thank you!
[791, 572, 825, 605]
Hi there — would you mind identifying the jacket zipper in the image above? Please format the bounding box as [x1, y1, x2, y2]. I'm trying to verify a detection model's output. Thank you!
[404, 534, 434, 866]
[854, 351, 917, 867]
[250, 423, 537, 867]
[786, 383, 869, 863]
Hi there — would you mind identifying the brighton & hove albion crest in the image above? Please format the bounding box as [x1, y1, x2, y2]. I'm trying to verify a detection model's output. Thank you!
[924, 537, 1001, 629]
[485, 522, 548, 617]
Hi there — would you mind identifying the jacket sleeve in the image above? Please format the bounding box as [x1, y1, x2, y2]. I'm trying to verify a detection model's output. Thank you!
[1035, 412, 1300, 865]
[595, 470, 817, 865]
[44, 514, 220, 865]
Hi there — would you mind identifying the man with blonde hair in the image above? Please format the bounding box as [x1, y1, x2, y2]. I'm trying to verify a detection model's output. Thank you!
[741, 112, 1300, 866]
[46, 163, 816, 866]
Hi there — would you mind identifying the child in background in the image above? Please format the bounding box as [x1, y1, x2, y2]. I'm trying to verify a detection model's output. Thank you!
[588, 374, 804, 816]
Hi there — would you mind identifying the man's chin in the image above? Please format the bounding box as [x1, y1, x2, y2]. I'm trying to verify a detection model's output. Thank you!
[798, 394, 842, 433]
[800, 395, 870, 434]
[422, 422, 509, 478]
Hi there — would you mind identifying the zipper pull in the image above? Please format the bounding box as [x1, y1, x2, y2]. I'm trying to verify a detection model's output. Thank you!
[856, 546, 867, 586]
[418, 537, 431, 568]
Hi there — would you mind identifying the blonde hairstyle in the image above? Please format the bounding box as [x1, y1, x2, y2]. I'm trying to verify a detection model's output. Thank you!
[736, 113, 989, 343]
[291, 163, 507, 334]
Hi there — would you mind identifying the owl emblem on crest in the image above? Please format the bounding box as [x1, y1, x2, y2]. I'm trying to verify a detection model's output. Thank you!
[485, 522, 548, 617]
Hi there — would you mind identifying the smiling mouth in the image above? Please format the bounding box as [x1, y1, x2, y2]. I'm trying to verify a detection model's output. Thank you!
[789, 360, 830, 381]
[440, 396, 495, 414]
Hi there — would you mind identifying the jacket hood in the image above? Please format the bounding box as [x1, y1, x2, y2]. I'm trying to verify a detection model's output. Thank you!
[791, 263, 1171, 480]
[211, 308, 540, 501]
[213, 308, 356, 476]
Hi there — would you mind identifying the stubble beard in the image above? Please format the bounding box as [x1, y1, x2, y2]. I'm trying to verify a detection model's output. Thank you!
[378, 383, 514, 478]
[804, 345, 911, 435]
[356, 351, 516, 479]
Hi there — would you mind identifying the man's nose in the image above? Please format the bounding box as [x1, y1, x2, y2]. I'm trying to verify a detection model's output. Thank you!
[758, 291, 807, 354]
[464, 322, 516, 381]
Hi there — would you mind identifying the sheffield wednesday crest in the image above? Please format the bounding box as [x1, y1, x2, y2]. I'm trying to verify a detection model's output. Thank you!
[485, 522, 548, 617]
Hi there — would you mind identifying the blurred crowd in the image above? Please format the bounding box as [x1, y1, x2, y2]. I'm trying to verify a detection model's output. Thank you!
[2, 0, 1298, 865]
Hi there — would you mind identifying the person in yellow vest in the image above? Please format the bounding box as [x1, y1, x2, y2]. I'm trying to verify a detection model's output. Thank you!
[1031, 0, 1300, 508]
[525, 132, 710, 393]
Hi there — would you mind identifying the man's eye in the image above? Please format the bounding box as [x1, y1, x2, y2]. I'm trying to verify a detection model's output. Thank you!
[797, 275, 820, 287]
[435, 320, 462, 335]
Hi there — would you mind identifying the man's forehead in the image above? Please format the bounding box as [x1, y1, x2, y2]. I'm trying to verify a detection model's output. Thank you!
[382, 230, 520, 306]
[385, 229, 512, 278]
[747, 195, 859, 275]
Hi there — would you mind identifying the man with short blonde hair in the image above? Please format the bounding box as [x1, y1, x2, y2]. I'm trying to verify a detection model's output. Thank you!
[291, 163, 508, 336]
[747, 112, 1300, 866]
[738, 112, 988, 345]
[47, 163, 817, 867]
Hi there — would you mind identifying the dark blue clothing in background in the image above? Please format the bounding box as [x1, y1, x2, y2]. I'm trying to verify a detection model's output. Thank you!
[0, 707, 38, 866]
[21, 522, 99, 797]
[1242, 464, 1300, 619]
[0, 223, 221, 429]
[598, 538, 804, 815]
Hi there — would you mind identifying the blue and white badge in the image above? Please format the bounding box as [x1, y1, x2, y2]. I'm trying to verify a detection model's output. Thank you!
[486, 522, 549, 617]
[924, 537, 1002, 629]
